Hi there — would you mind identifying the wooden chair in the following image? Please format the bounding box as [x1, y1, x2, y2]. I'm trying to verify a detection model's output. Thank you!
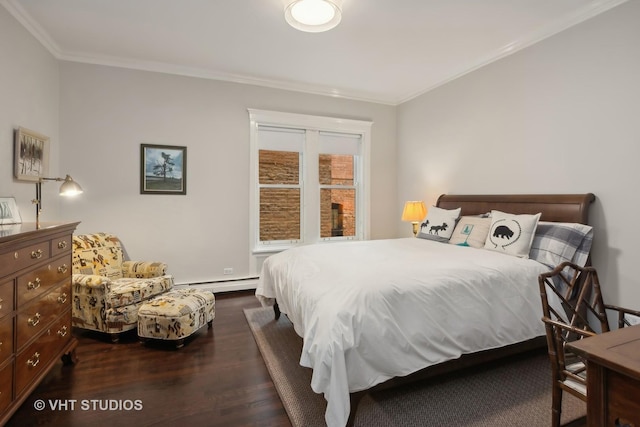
[538, 262, 640, 427]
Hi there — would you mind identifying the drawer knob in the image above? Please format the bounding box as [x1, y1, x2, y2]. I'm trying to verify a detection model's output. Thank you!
[57, 326, 68, 337]
[27, 352, 41, 367]
[58, 293, 68, 304]
[58, 240, 68, 249]
[28, 312, 41, 327]
[0, 297, 3, 310]
[31, 249, 43, 259]
[58, 264, 68, 274]
[27, 278, 41, 290]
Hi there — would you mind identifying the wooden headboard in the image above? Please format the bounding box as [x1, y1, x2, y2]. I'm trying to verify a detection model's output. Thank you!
[436, 194, 596, 224]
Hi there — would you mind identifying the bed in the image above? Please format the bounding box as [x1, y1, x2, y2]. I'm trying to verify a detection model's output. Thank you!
[255, 193, 596, 427]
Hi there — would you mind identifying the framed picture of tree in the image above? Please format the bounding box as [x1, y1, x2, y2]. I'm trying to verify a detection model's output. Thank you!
[140, 144, 187, 195]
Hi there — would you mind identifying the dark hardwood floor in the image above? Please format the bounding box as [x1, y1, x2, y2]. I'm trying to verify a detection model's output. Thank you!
[5, 289, 589, 427]
[5, 290, 291, 427]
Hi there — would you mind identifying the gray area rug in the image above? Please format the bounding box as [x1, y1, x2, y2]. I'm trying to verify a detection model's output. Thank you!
[244, 306, 586, 427]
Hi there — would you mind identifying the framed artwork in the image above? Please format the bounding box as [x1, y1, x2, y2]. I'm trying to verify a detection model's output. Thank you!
[14, 127, 50, 182]
[140, 144, 187, 195]
[0, 197, 22, 224]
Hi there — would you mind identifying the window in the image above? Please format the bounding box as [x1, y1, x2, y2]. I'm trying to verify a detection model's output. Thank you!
[249, 109, 372, 253]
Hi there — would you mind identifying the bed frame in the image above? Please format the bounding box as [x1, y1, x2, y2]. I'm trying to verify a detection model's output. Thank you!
[274, 193, 596, 426]
[436, 193, 595, 225]
[344, 193, 596, 425]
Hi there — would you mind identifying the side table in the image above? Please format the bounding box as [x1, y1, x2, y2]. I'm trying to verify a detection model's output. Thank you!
[567, 325, 640, 427]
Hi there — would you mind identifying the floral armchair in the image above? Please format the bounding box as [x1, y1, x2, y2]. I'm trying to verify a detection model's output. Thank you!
[71, 233, 174, 342]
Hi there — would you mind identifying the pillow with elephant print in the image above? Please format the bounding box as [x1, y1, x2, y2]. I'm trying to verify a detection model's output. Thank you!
[484, 210, 541, 258]
[416, 206, 461, 242]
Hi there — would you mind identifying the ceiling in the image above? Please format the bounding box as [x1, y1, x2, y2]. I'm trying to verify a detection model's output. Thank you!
[1, 0, 627, 105]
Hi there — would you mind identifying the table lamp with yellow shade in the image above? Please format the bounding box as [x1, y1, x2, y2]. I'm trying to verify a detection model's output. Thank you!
[401, 201, 427, 236]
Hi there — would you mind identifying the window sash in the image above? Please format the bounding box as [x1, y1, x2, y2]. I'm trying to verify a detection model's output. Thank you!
[259, 186, 302, 243]
[319, 187, 357, 241]
[318, 150, 358, 241]
[257, 147, 303, 246]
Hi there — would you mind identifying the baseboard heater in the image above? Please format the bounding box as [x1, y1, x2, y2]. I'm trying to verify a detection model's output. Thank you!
[174, 276, 259, 294]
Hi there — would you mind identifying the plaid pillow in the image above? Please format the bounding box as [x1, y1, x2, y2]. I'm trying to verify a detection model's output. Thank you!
[529, 222, 593, 269]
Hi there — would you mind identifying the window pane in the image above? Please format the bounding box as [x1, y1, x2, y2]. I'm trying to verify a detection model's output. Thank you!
[260, 188, 300, 241]
[320, 188, 355, 238]
[319, 154, 354, 185]
[259, 150, 299, 185]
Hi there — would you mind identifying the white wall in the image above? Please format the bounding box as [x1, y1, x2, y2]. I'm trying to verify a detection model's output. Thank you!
[397, 1, 640, 305]
[59, 63, 397, 286]
[0, 6, 61, 221]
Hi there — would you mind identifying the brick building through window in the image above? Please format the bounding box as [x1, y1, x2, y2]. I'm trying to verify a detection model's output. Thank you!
[320, 154, 355, 238]
[249, 109, 371, 252]
[258, 151, 355, 240]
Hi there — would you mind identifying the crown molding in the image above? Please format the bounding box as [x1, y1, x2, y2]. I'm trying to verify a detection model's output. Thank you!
[399, 0, 629, 104]
[1, 0, 63, 57]
[57, 49, 398, 105]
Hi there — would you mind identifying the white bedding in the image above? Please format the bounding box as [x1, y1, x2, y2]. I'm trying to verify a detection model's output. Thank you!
[255, 238, 550, 427]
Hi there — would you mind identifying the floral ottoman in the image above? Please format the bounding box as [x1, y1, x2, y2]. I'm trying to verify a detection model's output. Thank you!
[137, 288, 215, 348]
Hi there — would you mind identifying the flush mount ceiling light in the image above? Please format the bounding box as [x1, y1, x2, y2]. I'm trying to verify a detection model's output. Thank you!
[284, 0, 342, 33]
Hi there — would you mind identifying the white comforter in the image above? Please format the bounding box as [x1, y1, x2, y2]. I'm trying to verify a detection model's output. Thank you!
[255, 238, 550, 427]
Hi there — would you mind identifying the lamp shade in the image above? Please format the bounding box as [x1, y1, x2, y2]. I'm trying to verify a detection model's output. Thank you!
[59, 175, 83, 196]
[284, 0, 342, 33]
[401, 201, 427, 222]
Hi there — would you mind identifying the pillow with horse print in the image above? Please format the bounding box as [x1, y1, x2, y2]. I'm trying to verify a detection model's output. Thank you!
[416, 206, 461, 242]
[484, 210, 541, 258]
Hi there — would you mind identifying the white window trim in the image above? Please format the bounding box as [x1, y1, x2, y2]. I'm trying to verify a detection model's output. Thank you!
[248, 109, 372, 255]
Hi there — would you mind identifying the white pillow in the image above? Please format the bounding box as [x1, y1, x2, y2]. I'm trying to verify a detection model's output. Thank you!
[484, 210, 541, 258]
[448, 216, 491, 248]
[416, 206, 461, 242]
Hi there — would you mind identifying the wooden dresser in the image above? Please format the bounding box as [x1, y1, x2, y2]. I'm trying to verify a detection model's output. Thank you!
[0, 222, 79, 426]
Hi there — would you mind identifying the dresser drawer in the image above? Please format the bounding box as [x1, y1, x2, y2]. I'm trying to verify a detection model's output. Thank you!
[51, 234, 72, 258]
[0, 361, 13, 414]
[0, 280, 13, 319]
[0, 241, 51, 279]
[0, 315, 13, 365]
[16, 281, 71, 350]
[16, 256, 70, 307]
[15, 314, 72, 395]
